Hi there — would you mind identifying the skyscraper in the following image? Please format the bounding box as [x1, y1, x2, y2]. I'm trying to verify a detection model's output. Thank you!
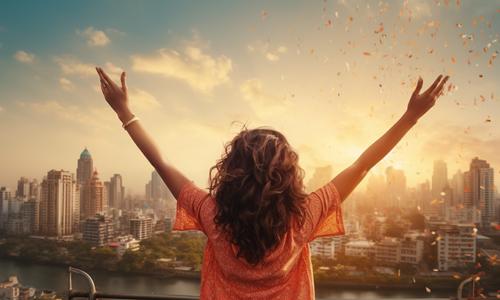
[450, 170, 464, 205]
[432, 160, 448, 199]
[81, 170, 106, 220]
[385, 166, 406, 208]
[76, 148, 93, 185]
[39, 170, 77, 237]
[109, 174, 125, 209]
[15, 177, 30, 200]
[145, 170, 169, 202]
[0, 187, 12, 229]
[464, 157, 495, 229]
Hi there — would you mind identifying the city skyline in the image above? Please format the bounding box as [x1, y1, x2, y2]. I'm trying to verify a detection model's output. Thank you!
[1, 1, 499, 194]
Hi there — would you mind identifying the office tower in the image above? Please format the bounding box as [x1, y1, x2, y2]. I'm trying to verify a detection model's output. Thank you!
[145, 170, 170, 202]
[385, 166, 407, 208]
[15, 177, 40, 201]
[0, 187, 12, 223]
[15, 177, 30, 200]
[432, 160, 448, 199]
[73, 185, 80, 233]
[129, 217, 153, 240]
[436, 223, 476, 271]
[81, 170, 106, 220]
[109, 174, 125, 209]
[77, 148, 93, 184]
[450, 170, 464, 205]
[83, 214, 114, 246]
[464, 157, 495, 228]
[23, 199, 39, 234]
[39, 170, 77, 237]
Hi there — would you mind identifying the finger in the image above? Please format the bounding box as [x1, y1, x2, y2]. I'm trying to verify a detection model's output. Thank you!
[423, 75, 443, 95]
[100, 79, 108, 89]
[412, 77, 423, 97]
[431, 76, 450, 98]
[120, 72, 127, 92]
[98, 67, 117, 88]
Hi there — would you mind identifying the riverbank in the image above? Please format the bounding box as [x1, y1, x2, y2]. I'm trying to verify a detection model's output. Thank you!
[2, 254, 463, 292]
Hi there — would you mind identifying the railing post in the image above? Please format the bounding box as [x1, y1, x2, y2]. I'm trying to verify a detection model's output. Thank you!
[68, 266, 97, 300]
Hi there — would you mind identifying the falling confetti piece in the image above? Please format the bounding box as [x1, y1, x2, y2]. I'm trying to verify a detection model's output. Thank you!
[363, 51, 371, 56]
[425, 287, 432, 293]
[451, 56, 456, 64]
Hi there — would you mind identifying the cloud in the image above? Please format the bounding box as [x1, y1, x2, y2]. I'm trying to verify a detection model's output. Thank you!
[0, 106, 4, 112]
[77, 27, 110, 47]
[128, 88, 160, 111]
[131, 46, 232, 93]
[59, 78, 75, 91]
[54, 56, 95, 77]
[14, 50, 35, 63]
[248, 41, 287, 62]
[240, 79, 290, 118]
[19, 100, 112, 130]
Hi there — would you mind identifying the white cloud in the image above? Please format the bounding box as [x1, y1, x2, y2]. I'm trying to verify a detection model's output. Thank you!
[240, 79, 290, 118]
[131, 46, 232, 93]
[14, 50, 35, 63]
[19, 100, 112, 130]
[128, 88, 160, 111]
[77, 27, 110, 47]
[54, 56, 95, 77]
[248, 41, 287, 62]
[59, 78, 75, 91]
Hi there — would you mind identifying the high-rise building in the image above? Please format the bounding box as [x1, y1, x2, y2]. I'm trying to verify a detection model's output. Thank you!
[39, 170, 77, 237]
[83, 214, 114, 246]
[450, 170, 464, 205]
[130, 217, 153, 240]
[385, 167, 406, 208]
[81, 170, 106, 220]
[109, 174, 125, 209]
[77, 148, 93, 185]
[22, 199, 39, 234]
[0, 187, 12, 228]
[464, 157, 495, 228]
[432, 160, 448, 199]
[15, 177, 30, 200]
[15, 177, 39, 201]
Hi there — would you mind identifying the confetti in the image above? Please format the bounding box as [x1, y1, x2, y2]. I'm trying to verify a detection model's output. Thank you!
[425, 287, 432, 293]
[363, 52, 371, 56]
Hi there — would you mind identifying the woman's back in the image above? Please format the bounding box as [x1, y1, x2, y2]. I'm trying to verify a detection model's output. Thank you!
[173, 179, 344, 299]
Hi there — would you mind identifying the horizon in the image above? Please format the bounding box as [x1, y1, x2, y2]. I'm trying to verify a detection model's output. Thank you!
[1, 0, 499, 194]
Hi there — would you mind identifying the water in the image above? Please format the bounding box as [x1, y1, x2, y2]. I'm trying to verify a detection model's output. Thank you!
[0, 258, 451, 299]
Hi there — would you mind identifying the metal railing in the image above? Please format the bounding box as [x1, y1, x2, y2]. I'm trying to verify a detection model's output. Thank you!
[67, 267, 198, 300]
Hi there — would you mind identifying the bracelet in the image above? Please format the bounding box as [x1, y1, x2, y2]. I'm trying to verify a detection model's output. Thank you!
[122, 115, 139, 129]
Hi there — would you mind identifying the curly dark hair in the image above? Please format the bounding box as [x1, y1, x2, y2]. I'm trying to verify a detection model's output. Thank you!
[209, 127, 308, 265]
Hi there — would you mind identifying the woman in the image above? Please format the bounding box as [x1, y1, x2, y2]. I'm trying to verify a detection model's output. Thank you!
[96, 67, 449, 299]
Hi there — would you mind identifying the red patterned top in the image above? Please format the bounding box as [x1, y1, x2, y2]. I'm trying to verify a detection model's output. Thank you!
[173, 180, 345, 299]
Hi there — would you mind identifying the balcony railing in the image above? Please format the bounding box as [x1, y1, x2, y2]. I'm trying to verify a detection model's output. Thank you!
[68, 267, 198, 300]
[67, 266, 487, 300]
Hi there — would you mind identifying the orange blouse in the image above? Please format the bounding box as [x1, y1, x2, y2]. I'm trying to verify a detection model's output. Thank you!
[173, 180, 345, 299]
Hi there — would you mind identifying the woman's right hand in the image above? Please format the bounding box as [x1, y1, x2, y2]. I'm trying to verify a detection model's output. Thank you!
[96, 67, 133, 123]
[404, 74, 449, 123]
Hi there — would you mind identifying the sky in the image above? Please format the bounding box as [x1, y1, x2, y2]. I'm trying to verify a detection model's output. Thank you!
[0, 0, 499, 195]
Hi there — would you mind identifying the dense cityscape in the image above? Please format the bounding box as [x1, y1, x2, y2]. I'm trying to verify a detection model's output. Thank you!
[0, 148, 499, 299]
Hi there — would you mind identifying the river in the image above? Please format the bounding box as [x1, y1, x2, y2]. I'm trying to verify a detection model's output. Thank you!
[0, 258, 452, 299]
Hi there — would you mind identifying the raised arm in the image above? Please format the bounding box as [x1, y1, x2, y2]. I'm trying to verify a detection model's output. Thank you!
[96, 67, 189, 197]
[332, 75, 450, 201]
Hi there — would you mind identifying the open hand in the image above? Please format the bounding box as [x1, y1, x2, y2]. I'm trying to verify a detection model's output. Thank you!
[96, 67, 133, 122]
[405, 75, 450, 122]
